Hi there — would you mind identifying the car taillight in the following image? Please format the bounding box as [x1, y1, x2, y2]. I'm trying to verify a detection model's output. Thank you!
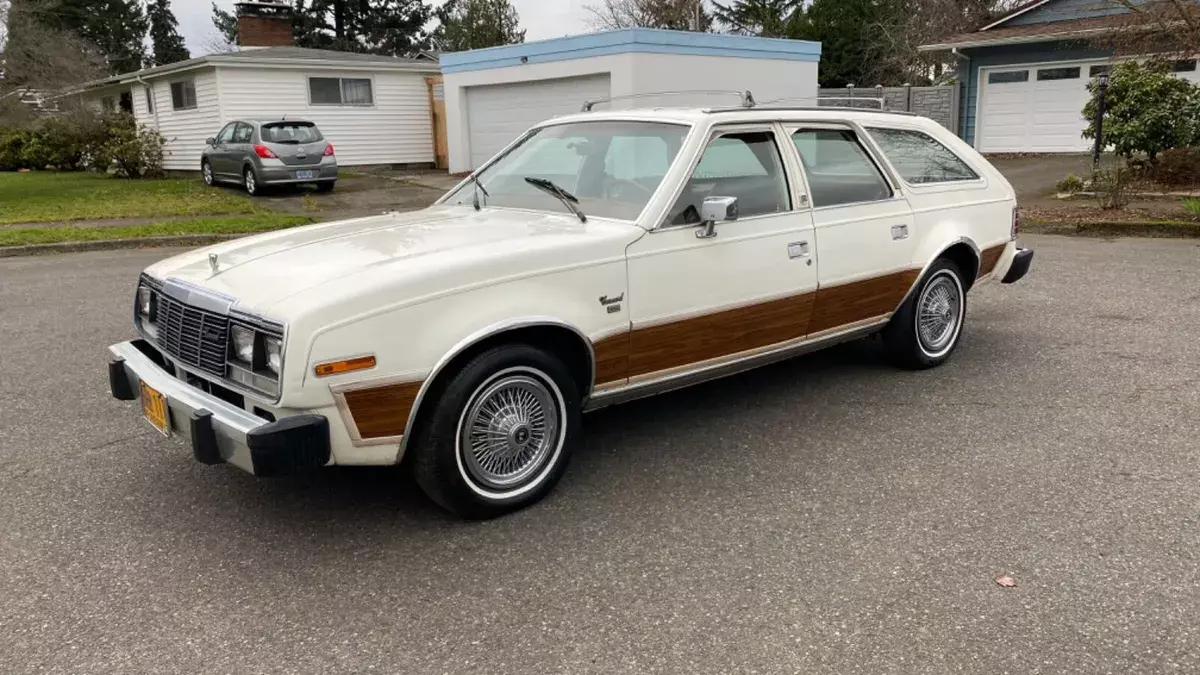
[323, 143, 335, 157]
[253, 144, 278, 159]
[1012, 206, 1021, 240]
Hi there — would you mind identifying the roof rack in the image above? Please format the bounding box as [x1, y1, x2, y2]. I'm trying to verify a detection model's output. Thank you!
[582, 90, 756, 112]
[706, 102, 922, 117]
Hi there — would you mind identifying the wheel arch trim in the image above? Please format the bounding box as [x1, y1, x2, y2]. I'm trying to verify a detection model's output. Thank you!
[895, 236, 981, 312]
[396, 317, 596, 462]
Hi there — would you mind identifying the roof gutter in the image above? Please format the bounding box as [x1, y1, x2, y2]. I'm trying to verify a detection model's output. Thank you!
[918, 27, 1114, 52]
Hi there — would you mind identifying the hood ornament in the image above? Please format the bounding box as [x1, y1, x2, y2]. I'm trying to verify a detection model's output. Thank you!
[209, 253, 219, 274]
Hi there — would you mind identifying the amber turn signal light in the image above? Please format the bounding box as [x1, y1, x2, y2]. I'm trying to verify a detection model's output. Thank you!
[314, 356, 376, 377]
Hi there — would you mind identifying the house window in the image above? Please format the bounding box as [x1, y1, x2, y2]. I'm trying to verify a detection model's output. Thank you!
[101, 96, 116, 112]
[1089, 65, 1112, 78]
[1037, 67, 1081, 81]
[308, 77, 374, 106]
[170, 79, 197, 110]
[144, 86, 154, 114]
[866, 128, 980, 185]
[1173, 59, 1198, 73]
[988, 71, 1029, 84]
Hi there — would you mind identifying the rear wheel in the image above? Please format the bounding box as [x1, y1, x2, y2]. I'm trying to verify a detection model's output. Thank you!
[243, 166, 261, 196]
[411, 344, 580, 519]
[316, 180, 335, 193]
[882, 259, 966, 370]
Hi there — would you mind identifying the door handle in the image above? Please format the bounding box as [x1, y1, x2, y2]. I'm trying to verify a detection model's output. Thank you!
[787, 241, 810, 259]
[891, 224, 909, 240]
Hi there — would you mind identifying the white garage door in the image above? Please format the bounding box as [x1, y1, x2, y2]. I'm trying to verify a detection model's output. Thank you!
[979, 63, 1105, 153]
[979, 58, 1200, 153]
[465, 74, 611, 170]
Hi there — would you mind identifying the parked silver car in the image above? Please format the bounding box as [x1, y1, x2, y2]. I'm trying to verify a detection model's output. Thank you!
[201, 119, 337, 195]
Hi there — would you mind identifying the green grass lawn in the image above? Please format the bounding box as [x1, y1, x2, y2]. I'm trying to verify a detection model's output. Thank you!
[0, 214, 316, 247]
[0, 171, 263, 225]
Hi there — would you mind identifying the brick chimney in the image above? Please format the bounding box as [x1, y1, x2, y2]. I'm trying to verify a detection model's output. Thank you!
[236, 1, 293, 48]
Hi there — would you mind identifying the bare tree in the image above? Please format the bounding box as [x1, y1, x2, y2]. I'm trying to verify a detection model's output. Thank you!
[1096, 0, 1200, 57]
[586, 0, 711, 31]
[1, 0, 105, 122]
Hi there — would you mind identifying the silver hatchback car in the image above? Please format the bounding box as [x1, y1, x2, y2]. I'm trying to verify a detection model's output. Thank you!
[201, 119, 337, 195]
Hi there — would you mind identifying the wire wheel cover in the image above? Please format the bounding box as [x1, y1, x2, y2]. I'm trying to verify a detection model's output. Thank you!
[917, 274, 961, 353]
[460, 374, 560, 490]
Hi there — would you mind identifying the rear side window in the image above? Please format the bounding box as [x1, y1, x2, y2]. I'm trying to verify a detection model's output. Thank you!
[791, 129, 892, 207]
[866, 128, 979, 185]
[262, 122, 324, 144]
[232, 123, 253, 143]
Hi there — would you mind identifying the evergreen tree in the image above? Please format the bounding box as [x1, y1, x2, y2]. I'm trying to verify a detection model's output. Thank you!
[435, 0, 525, 52]
[211, 1, 238, 45]
[793, 0, 903, 87]
[43, 0, 148, 74]
[712, 0, 803, 38]
[147, 0, 190, 65]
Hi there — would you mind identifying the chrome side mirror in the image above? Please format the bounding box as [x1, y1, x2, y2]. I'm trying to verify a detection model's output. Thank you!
[696, 196, 739, 239]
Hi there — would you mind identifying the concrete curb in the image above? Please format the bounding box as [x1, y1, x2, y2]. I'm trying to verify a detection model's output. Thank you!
[1026, 220, 1200, 238]
[0, 234, 248, 258]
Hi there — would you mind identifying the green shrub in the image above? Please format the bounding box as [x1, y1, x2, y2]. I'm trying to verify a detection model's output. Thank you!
[1155, 148, 1200, 186]
[17, 132, 54, 169]
[0, 128, 27, 171]
[1083, 60, 1200, 161]
[1184, 199, 1200, 221]
[1056, 173, 1086, 195]
[90, 113, 165, 178]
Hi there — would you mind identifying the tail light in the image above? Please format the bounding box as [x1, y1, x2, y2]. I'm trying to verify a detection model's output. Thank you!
[1011, 206, 1020, 240]
[323, 143, 335, 157]
[254, 144, 278, 159]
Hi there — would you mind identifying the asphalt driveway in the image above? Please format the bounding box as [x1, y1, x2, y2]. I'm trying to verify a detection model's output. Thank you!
[2, 234, 1200, 674]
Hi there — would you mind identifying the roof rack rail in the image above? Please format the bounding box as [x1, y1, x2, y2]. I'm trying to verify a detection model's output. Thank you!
[582, 90, 756, 112]
[706, 102, 922, 117]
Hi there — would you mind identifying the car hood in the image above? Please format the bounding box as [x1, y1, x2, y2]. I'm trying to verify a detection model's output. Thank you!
[144, 205, 642, 317]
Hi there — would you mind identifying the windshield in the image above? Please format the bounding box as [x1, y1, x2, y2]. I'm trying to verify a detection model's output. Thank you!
[261, 122, 323, 144]
[445, 121, 690, 221]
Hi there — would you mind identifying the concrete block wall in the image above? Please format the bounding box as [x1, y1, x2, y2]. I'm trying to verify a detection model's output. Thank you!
[817, 85, 959, 132]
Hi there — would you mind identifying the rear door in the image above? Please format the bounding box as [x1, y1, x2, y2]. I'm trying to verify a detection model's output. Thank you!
[261, 122, 326, 172]
[230, 122, 255, 173]
[786, 123, 917, 336]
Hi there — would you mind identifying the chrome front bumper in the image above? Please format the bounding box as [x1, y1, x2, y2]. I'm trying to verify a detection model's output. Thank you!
[107, 340, 330, 476]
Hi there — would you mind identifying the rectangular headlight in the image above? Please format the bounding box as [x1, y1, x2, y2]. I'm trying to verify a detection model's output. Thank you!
[263, 336, 282, 375]
[137, 286, 154, 320]
[230, 325, 255, 364]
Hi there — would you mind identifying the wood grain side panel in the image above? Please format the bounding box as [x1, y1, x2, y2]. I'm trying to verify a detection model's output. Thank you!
[593, 333, 630, 386]
[342, 381, 423, 439]
[807, 269, 920, 335]
[626, 292, 816, 379]
[978, 244, 1007, 278]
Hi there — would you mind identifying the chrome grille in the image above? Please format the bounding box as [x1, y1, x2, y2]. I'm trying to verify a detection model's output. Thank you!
[155, 293, 229, 377]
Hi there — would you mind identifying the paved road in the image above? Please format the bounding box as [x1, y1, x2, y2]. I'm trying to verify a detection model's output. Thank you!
[3, 235, 1200, 674]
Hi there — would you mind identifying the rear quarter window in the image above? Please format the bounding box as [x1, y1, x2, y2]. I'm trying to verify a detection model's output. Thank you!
[866, 127, 980, 185]
[262, 123, 324, 144]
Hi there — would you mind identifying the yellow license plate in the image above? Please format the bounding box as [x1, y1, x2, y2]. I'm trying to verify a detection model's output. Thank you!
[140, 381, 171, 437]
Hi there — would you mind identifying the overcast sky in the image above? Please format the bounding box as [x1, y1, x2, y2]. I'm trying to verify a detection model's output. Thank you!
[178, 0, 595, 55]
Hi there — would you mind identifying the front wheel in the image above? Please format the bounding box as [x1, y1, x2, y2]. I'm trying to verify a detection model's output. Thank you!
[882, 259, 967, 370]
[201, 160, 214, 186]
[410, 344, 580, 519]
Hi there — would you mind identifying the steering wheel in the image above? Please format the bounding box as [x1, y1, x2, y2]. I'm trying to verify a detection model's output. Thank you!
[606, 178, 654, 202]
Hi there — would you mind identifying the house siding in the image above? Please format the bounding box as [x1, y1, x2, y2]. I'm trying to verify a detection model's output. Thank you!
[1003, 0, 1137, 27]
[216, 65, 434, 166]
[959, 41, 1113, 145]
[143, 67, 222, 171]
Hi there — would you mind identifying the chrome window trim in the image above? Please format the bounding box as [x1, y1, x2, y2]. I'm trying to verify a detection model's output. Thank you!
[653, 122, 796, 232]
[861, 126, 985, 188]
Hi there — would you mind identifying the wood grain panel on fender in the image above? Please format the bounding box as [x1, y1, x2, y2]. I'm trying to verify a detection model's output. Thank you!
[621, 292, 817, 381]
[342, 381, 423, 439]
[593, 333, 630, 386]
[978, 244, 1007, 278]
[807, 269, 920, 335]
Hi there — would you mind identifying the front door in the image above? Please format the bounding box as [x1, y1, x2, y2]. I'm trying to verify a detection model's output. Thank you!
[617, 124, 819, 388]
[787, 124, 917, 336]
[211, 123, 238, 177]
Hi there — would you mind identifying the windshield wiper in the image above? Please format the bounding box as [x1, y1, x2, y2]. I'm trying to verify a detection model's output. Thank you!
[467, 174, 490, 211]
[524, 177, 587, 223]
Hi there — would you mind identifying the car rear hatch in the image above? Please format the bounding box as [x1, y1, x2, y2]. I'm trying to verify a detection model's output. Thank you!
[261, 122, 327, 167]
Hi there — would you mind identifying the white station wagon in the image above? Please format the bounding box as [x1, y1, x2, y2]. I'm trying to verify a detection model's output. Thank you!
[107, 104, 1034, 518]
